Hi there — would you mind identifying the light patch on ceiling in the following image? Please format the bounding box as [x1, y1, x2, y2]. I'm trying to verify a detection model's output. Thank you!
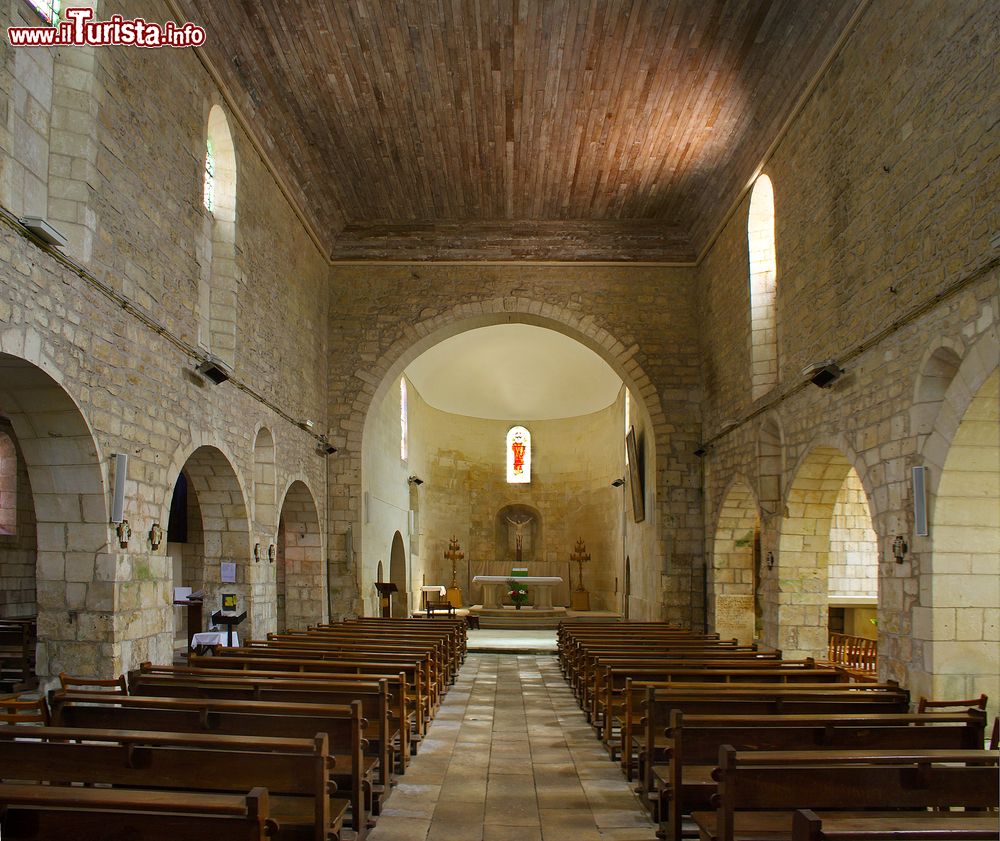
[404, 324, 623, 421]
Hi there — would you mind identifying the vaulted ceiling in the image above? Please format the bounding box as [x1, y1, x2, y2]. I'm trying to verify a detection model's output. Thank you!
[175, 0, 863, 262]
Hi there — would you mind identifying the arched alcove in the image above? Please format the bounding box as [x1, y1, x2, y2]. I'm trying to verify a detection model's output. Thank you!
[774, 445, 878, 659]
[0, 352, 109, 681]
[169, 446, 251, 631]
[711, 479, 760, 644]
[389, 531, 407, 618]
[253, 428, 276, 532]
[277, 480, 325, 631]
[0, 420, 36, 619]
[911, 344, 962, 437]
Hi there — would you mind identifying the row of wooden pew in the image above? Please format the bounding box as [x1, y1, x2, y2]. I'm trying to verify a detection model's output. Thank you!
[0, 616, 36, 692]
[0, 616, 467, 840]
[558, 620, 999, 841]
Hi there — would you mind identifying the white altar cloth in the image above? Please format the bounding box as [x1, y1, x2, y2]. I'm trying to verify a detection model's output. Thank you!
[472, 575, 563, 609]
[190, 631, 240, 649]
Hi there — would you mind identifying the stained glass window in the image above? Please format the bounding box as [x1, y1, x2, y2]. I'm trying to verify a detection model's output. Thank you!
[400, 377, 408, 461]
[26, 0, 60, 24]
[506, 426, 530, 484]
[203, 138, 216, 212]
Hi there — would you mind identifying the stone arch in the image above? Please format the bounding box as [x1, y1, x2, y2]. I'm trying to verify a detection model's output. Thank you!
[774, 442, 878, 659]
[0, 419, 37, 619]
[276, 479, 326, 631]
[911, 341, 963, 438]
[199, 103, 239, 368]
[710, 477, 760, 644]
[253, 427, 276, 532]
[0, 352, 109, 682]
[340, 299, 677, 621]
[169, 445, 251, 632]
[389, 531, 407, 618]
[913, 329, 999, 716]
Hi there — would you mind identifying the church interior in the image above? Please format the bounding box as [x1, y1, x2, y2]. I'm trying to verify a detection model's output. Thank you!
[0, 0, 997, 838]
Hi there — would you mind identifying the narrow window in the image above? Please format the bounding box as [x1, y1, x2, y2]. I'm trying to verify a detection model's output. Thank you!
[203, 138, 216, 212]
[400, 378, 408, 462]
[506, 426, 531, 484]
[26, 0, 60, 24]
[748, 174, 778, 400]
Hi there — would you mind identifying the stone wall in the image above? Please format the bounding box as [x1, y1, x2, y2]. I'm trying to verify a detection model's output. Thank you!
[696, 0, 998, 705]
[0, 418, 35, 617]
[0, 0, 331, 681]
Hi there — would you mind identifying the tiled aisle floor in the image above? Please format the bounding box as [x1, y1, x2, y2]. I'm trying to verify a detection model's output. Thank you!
[369, 653, 655, 841]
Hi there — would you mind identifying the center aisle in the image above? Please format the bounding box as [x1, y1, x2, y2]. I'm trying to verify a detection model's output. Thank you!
[369, 652, 655, 841]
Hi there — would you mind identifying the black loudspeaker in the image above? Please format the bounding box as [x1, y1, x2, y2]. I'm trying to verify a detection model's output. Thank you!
[111, 453, 128, 524]
[912, 466, 928, 536]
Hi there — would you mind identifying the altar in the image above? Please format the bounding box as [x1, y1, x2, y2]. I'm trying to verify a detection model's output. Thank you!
[472, 575, 563, 609]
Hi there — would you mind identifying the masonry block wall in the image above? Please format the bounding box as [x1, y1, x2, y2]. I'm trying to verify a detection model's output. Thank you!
[0, 0, 330, 682]
[697, 0, 998, 707]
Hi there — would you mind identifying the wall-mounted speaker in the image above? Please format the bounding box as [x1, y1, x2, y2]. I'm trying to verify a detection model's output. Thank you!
[111, 453, 128, 524]
[912, 466, 928, 536]
[364, 491, 371, 524]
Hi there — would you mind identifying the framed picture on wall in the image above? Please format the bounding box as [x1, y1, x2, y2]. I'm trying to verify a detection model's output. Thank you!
[626, 426, 645, 523]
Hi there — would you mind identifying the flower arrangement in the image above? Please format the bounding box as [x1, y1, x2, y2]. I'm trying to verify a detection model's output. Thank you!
[506, 578, 529, 608]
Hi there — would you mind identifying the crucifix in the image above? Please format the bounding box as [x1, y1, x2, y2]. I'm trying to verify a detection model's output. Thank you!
[505, 512, 532, 562]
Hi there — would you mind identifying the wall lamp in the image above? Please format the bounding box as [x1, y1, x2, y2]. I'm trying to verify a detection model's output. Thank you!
[317, 435, 337, 455]
[195, 354, 233, 385]
[407, 475, 424, 486]
[299, 419, 316, 431]
[611, 478, 625, 488]
[20, 215, 67, 247]
[802, 360, 844, 388]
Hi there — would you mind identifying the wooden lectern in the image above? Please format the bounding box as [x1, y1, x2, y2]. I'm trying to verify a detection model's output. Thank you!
[374, 582, 398, 618]
[210, 610, 246, 647]
[173, 595, 203, 650]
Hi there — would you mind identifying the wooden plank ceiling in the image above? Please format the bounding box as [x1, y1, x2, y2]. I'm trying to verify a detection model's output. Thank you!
[175, 0, 862, 262]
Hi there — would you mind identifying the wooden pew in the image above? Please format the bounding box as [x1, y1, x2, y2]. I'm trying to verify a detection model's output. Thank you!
[47, 691, 370, 839]
[791, 808, 1000, 841]
[691, 747, 999, 841]
[0, 724, 337, 840]
[598, 660, 838, 745]
[137, 661, 416, 765]
[128, 668, 398, 791]
[654, 709, 989, 841]
[0, 621, 35, 692]
[632, 683, 912, 805]
[0, 782, 278, 841]
[191, 652, 430, 737]
[335, 618, 468, 666]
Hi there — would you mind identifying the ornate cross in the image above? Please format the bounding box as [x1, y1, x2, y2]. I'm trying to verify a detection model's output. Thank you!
[444, 536, 464, 588]
[570, 537, 591, 591]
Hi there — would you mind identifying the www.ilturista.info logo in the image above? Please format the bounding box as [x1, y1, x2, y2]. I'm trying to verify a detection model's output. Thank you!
[8, 7, 206, 48]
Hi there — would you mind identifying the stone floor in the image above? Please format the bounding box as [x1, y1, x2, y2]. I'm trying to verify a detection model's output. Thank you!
[369, 653, 655, 841]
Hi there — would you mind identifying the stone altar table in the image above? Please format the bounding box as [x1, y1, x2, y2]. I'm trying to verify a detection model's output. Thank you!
[472, 575, 563, 609]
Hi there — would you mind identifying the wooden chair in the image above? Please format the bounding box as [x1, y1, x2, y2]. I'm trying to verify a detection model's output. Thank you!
[0, 696, 48, 725]
[58, 672, 128, 694]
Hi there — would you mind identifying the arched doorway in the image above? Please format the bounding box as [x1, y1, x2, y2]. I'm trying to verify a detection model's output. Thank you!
[276, 480, 325, 632]
[711, 479, 760, 645]
[389, 531, 407, 618]
[0, 353, 110, 682]
[0, 421, 36, 619]
[775, 445, 878, 659]
[923, 368, 998, 716]
[166, 446, 251, 639]
[348, 303, 684, 626]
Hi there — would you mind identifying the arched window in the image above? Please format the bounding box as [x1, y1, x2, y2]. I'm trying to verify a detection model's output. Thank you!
[199, 105, 238, 369]
[203, 138, 216, 212]
[506, 426, 531, 484]
[747, 174, 777, 400]
[400, 377, 408, 462]
[624, 388, 631, 465]
[26, 0, 60, 24]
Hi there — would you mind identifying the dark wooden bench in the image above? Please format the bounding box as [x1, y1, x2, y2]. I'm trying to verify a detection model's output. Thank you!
[654, 709, 989, 841]
[0, 724, 340, 840]
[0, 781, 277, 840]
[791, 808, 999, 841]
[47, 690, 369, 839]
[128, 668, 398, 792]
[691, 747, 999, 841]
[0, 622, 35, 692]
[191, 652, 430, 737]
